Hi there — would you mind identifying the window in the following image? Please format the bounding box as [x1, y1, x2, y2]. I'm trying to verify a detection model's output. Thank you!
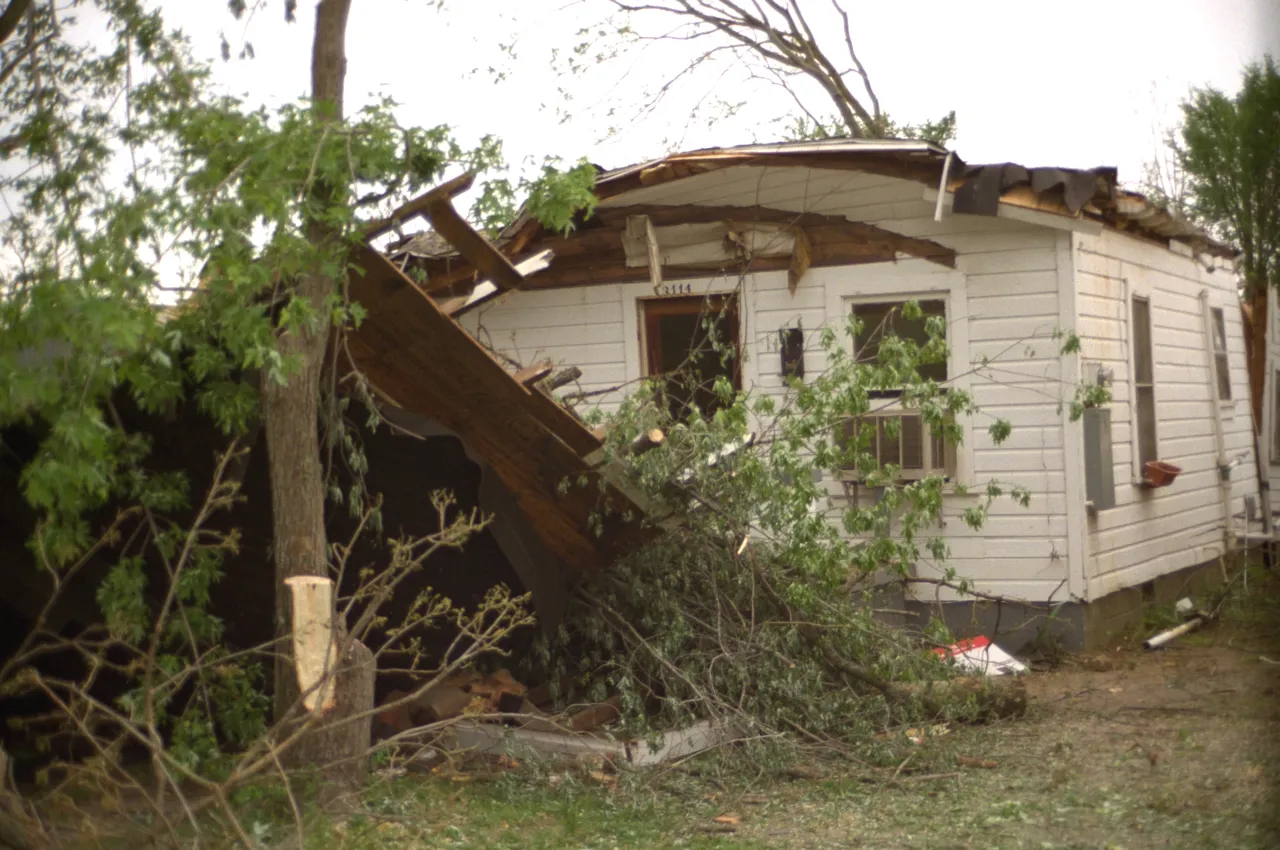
[844, 298, 952, 479]
[642, 294, 740, 420]
[1273, 370, 1280, 464]
[844, 411, 951, 480]
[852, 299, 948, 387]
[1132, 296, 1158, 470]
[1210, 307, 1231, 400]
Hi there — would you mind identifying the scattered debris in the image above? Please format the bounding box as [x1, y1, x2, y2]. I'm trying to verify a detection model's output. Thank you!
[587, 769, 618, 789]
[445, 717, 734, 767]
[1145, 598, 1211, 649]
[567, 695, 621, 732]
[784, 764, 824, 781]
[933, 636, 1028, 676]
[712, 814, 742, 825]
[900, 675, 1028, 720]
[892, 723, 950, 745]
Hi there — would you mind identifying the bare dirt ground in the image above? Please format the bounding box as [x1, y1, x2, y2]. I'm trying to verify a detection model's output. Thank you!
[713, 575, 1280, 849]
[311, 571, 1280, 850]
[37, 572, 1280, 849]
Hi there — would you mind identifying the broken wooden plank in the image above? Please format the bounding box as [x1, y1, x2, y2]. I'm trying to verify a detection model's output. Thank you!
[362, 171, 476, 242]
[545, 366, 582, 392]
[445, 249, 555, 317]
[513, 359, 555, 387]
[624, 214, 664, 291]
[789, 226, 812, 294]
[424, 198, 524, 294]
[444, 719, 735, 767]
[568, 695, 621, 733]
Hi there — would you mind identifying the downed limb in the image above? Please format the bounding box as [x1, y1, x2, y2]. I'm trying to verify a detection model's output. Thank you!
[525, 292, 1048, 755]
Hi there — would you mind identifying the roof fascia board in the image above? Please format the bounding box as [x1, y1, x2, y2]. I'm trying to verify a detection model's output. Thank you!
[923, 188, 1104, 236]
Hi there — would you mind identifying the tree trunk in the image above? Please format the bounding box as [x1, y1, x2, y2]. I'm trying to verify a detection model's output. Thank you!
[1248, 287, 1267, 433]
[263, 0, 356, 768]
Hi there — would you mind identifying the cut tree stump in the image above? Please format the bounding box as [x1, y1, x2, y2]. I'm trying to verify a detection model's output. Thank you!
[325, 638, 376, 792]
[285, 637, 376, 799]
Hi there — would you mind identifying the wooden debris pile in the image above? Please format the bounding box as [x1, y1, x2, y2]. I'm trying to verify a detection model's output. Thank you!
[374, 669, 622, 740]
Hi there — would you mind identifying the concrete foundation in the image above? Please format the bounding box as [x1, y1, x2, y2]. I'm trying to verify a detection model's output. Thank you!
[901, 555, 1234, 653]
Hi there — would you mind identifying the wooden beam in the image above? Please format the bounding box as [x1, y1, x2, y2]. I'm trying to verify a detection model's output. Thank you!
[424, 197, 525, 294]
[598, 204, 955, 270]
[513, 359, 554, 386]
[789, 226, 812, 295]
[599, 204, 846, 229]
[441, 249, 555, 317]
[362, 171, 476, 242]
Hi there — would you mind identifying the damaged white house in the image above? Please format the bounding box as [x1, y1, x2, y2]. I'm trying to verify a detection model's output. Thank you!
[405, 139, 1260, 649]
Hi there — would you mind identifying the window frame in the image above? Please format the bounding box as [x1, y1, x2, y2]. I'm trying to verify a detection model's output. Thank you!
[823, 263, 971, 486]
[1209, 306, 1231, 401]
[842, 406, 955, 481]
[849, 297, 949, 395]
[1130, 293, 1159, 480]
[639, 292, 743, 420]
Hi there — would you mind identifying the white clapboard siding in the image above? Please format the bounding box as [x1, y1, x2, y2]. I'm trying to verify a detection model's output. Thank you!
[471, 171, 1070, 596]
[461, 167, 1256, 605]
[1072, 229, 1259, 600]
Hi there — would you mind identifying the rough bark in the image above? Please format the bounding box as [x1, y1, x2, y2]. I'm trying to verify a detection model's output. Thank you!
[263, 0, 355, 769]
[1248, 287, 1267, 432]
[0, 0, 33, 49]
[318, 637, 376, 798]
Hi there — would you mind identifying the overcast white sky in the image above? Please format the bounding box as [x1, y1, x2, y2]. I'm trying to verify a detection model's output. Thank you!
[138, 1, 1280, 189]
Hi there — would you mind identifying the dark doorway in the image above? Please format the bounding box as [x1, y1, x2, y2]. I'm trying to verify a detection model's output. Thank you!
[642, 294, 741, 420]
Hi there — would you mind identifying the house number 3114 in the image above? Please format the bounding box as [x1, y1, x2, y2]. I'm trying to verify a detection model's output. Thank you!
[658, 283, 693, 296]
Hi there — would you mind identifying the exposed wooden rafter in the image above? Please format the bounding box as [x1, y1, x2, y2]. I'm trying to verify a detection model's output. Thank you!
[789, 227, 812, 294]
[598, 203, 956, 270]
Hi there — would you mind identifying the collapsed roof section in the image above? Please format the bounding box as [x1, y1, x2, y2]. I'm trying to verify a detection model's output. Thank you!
[404, 139, 1234, 307]
[348, 176, 652, 584]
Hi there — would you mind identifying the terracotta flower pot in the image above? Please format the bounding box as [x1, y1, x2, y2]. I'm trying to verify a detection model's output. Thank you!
[1143, 460, 1182, 488]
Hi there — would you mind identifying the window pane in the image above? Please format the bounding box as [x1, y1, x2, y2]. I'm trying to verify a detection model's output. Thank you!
[1216, 352, 1232, 400]
[1137, 385, 1157, 467]
[852, 299, 947, 383]
[878, 418, 900, 466]
[930, 425, 947, 473]
[901, 415, 924, 469]
[1211, 307, 1228, 353]
[1274, 371, 1280, 460]
[1132, 297, 1153, 383]
[645, 296, 740, 420]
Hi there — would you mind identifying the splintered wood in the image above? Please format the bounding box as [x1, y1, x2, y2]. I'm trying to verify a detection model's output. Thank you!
[373, 669, 617, 736]
[284, 576, 339, 714]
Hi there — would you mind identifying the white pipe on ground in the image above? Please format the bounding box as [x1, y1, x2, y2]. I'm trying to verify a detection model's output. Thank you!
[1143, 616, 1205, 650]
